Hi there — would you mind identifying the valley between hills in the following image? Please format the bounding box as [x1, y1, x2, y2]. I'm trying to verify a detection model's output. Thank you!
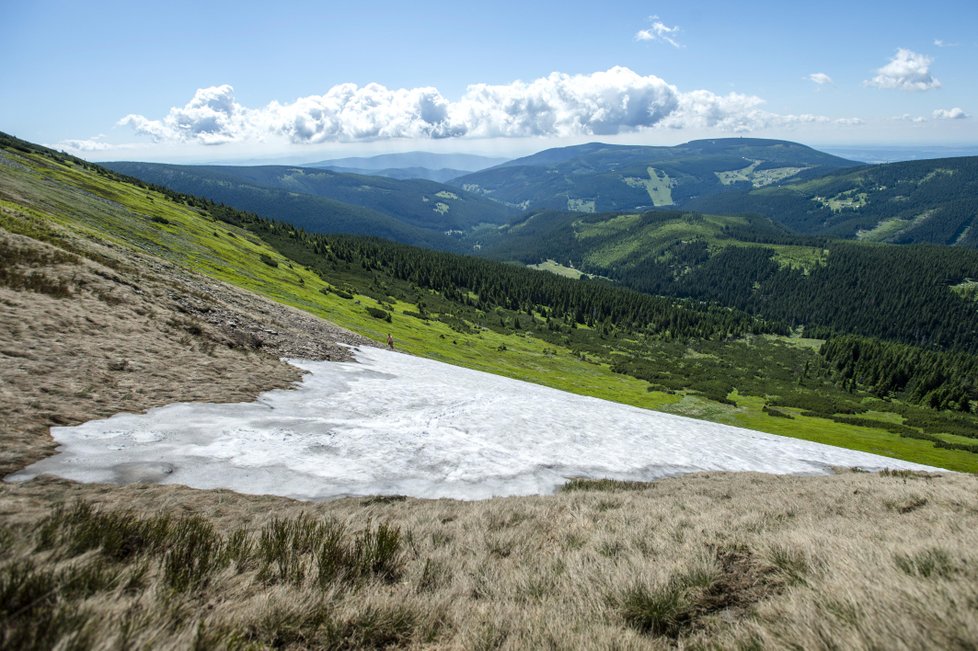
[2, 131, 978, 648]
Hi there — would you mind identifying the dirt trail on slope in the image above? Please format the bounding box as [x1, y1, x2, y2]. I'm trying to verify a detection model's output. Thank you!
[0, 226, 371, 476]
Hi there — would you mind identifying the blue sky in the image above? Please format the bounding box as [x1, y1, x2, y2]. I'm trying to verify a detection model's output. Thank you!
[2, 0, 976, 162]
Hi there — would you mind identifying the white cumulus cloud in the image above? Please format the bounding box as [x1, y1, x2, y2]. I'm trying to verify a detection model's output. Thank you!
[267, 83, 458, 142]
[662, 90, 830, 133]
[894, 114, 928, 123]
[808, 72, 833, 85]
[116, 67, 839, 145]
[49, 136, 121, 152]
[933, 107, 969, 120]
[866, 49, 941, 91]
[635, 16, 682, 48]
[119, 84, 252, 145]
[450, 67, 680, 137]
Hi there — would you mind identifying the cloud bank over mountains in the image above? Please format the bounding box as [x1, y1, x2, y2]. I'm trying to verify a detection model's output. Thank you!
[118, 67, 848, 146]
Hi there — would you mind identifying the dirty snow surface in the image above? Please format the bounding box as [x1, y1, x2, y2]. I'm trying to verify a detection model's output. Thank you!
[11, 347, 940, 499]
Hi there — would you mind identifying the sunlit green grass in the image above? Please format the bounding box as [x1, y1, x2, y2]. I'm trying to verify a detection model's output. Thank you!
[527, 259, 586, 279]
[723, 395, 976, 472]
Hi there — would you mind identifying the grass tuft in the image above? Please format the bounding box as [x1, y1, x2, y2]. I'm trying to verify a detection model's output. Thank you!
[0, 560, 102, 651]
[317, 522, 405, 587]
[615, 546, 780, 639]
[618, 580, 688, 638]
[768, 544, 811, 586]
[880, 468, 937, 480]
[36, 502, 172, 562]
[161, 516, 224, 592]
[560, 477, 656, 492]
[257, 515, 325, 585]
[895, 548, 956, 578]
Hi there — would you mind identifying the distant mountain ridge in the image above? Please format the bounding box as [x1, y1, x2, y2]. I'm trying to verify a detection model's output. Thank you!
[303, 151, 508, 182]
[307, 151, 508, 171]
[102, 161, 520, 250]
[106, 139, 978, 250]
[314, 165, 472, 183]
[451, 138, 859, 213]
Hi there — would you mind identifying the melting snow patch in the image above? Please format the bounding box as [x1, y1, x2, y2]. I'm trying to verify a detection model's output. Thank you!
[9, 347, 940, 499]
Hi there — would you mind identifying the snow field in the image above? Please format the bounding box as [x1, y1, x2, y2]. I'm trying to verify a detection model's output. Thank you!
[9, 347, 941, 499]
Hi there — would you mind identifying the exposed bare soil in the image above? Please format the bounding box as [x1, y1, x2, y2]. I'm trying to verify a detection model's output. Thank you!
[0, 227, 369, 476]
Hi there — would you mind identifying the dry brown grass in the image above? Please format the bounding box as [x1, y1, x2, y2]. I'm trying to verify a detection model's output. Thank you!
[2, 471, 977, 649]
[4, 223, 978, 648]
[0, 226, 368, 476]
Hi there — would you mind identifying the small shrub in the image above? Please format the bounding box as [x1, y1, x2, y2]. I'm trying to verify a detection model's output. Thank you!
[228, 330, 263, 350]
[0, 527, 13, 559]
[259, 253, 278, 268]
[107, 359, 130, 372]
[0, 267, 73, 297]
[360, 495, 407, 505]
[150, 215, 170, 225]
[885, 495, 928, 514]
[365, 306, 391, 321]
[315, 523, 350, 587]
[762, 404, 794, 419]
[0, 560, 58, 619]
[246, 601, 425, 650]
[59, 560, 120, 599]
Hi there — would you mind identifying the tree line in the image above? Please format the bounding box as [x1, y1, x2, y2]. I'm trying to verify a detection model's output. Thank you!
[819, 335, 978, 413]
[605, 241, 978, 353]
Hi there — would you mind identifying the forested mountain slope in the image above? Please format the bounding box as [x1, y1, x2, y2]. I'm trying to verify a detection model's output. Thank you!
[451, 138, 858, 213]
[103, 162, 519, 250]
[686, 156, 978, 245]
[474, 209, 978, 353]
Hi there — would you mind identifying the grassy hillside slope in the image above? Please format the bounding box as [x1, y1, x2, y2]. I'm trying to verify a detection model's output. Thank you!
[4, 133, 977, 472]
[4, 134, 978, 649]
